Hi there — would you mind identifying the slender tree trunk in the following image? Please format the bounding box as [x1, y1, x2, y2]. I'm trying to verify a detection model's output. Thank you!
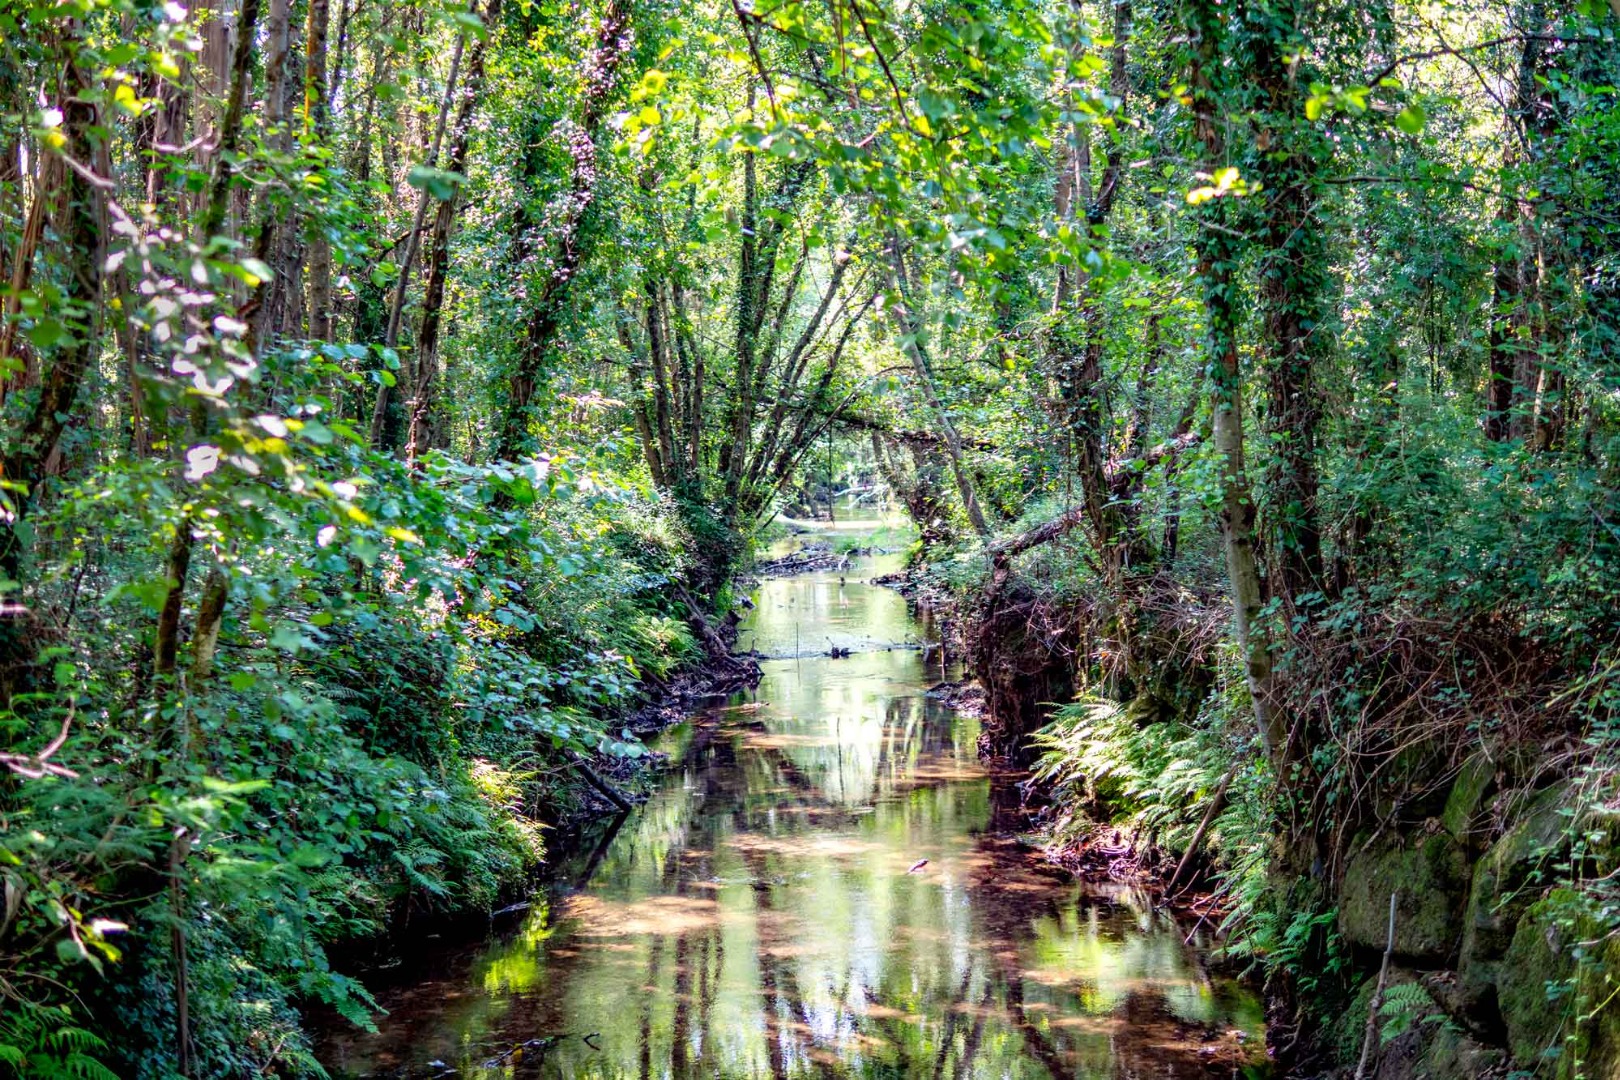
[1187, 0, 1287, 766]
[886, 243, 990, 538]
[199, 0, 262, 240]
[406, 0, 504, 462]
[1486, 199, 1520, 442]
[0, 53, 103, 587]
[369, 30, 466, 452]
[305, 0, 334, 343]
[494, 0, 632, 463]
[152, 0, 261, 693]
[1253, 0, 1327, 600]
[644, 279, 679, 481]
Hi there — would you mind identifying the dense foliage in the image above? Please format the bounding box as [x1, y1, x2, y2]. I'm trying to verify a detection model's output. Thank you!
[1, 0, 1618, 1073]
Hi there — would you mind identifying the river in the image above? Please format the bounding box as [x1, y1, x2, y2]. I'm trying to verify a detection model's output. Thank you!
[317, 518, 1267, 1078]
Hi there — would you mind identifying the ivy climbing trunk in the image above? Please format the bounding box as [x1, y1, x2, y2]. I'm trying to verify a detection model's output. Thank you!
[1187, 0, 1288, 768]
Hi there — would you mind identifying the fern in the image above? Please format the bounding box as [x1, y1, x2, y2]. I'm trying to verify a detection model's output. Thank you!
[1378, 982, 1442, 1044]
[0, 1006, 118, 1080]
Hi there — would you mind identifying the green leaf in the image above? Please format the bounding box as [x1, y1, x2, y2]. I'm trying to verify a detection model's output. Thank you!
[1395, 104, 1427, 135]
[406, 165, 466, 201]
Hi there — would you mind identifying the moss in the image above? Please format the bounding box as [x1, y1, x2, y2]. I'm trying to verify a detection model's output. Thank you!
[1458, 783, 1574, 1008]
[1374, 737, 1452, 822]
[1574, 935, 1620, 1080]
[1370, 1020, 1507, 1080]
[1339, 833, 1470, 962]
[1498, 889, 1620, 1078]
[1333, 975, 1379, 1064]
[1441, 752, 1497, 847]
[1417, 1023, 1508, 1078]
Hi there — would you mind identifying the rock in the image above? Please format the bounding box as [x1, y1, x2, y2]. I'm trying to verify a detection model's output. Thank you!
[1329, 970, 1507, 1079]
[1457, 783, 1573, 1010]
[1328, 971, 1406, 1062]
[1440, 752, 1498, 848]
[1339, 833, 1471, 963]
[1374, 1021, 1508, 1080]
[1331, 972, 1411, 1065]
[1373, 737, 1453, 822]
[1497, 887, 1620, 1077]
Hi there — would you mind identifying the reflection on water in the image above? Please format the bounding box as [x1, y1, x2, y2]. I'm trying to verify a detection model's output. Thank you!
[318, 541, 1267, 1079]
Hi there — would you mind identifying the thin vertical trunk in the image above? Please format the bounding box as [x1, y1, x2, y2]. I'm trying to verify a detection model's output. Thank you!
[670, 281, 704, 472]
[248, 0, 294, 353]
[1187, 0, 1287, 766]
[1050, 0, 1132, 574]
[622, 318, 668, 488]
[1485, 200, 1520, 442]
[0, 52, 103, 589]
[368, 30, 467, 451]
[887, 243, 990, 538]
[1254, 0, 1327, 600]
[406, 0, 504, 463]
[0, 151, 51, 404]
[199, 0, 262, 240]
[152, 525, 194, 681]
[154, 0, 261, 690]
[304, 0, 334, 343]
[494, 0, 632, 463]
[645, 279, 679, 482]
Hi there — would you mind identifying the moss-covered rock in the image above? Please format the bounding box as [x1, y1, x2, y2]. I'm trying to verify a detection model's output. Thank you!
[1330, 969, 1417, 1065]
[1373, 1022, 1507, 1080]
[1340, 833, 1470, 963]
[1458, 783, 1574, 1010]
[1497, 888, 1620, 1078]
[1329, 972, 1504, 1079]
[1373, 737, 1453, 822]
[1441, 752, 1498, 848]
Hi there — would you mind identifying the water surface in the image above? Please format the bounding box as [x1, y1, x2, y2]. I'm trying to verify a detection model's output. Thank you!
[319, 527, 1266, 1078]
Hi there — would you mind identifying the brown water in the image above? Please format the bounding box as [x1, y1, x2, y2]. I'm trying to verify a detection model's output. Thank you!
[318, 522, 1267, 1079]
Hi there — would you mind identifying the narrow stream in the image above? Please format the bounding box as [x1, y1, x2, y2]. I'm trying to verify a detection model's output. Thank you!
[318, 519, 1267, 1079]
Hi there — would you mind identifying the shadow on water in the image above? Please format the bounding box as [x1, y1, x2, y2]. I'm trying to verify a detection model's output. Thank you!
[316, 521, 1268, 1079]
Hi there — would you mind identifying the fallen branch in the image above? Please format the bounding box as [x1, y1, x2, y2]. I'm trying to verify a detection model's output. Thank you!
[1163, 761, 1238, 897]
[0, 705, 78, 779]
[568, 753, 632, 814]
[989, 431, 1202, 564]
[1354, 890, 1399, 1080]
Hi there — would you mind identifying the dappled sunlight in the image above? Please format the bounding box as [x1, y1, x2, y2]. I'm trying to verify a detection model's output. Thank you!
[323, 546, 1264, 1078]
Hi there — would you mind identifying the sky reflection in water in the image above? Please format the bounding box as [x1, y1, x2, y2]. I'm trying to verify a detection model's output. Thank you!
[318, 537, 1266, 1079]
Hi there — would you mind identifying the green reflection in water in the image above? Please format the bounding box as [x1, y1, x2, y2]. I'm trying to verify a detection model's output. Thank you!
[318, 541, 1266, 1079]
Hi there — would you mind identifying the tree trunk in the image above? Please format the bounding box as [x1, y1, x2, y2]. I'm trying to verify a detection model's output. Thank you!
[0, 52, 104, 588]
[304, 0, 334, 343]
[1253, 0, 1327, 601]
[886, 243, 990, 538]
[494, 0, 632, 464]
[368, 29, 467, 451]
[406, 0, 504, 462]
[1187, 0, 1287, 766]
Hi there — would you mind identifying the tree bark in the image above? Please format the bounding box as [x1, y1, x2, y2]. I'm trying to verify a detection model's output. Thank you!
[305, 0, 335, 343]
[406, 0, 504, 463]
[886, 242, 990, 538]
[1253, 0, 1327, 600]
[494, 0, 632, 463]
[1187, 0, 1287, 766]
[368, 29, 467, 451]
[0, 52, 104, 587]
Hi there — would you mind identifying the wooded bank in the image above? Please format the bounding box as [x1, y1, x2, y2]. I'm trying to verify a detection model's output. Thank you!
[0, 0, 1617, 1075]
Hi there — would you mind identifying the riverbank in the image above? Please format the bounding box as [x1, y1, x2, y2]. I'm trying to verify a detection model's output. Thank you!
[314, 525, 1268, 1078]
[876, 535, 1620, 1079]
